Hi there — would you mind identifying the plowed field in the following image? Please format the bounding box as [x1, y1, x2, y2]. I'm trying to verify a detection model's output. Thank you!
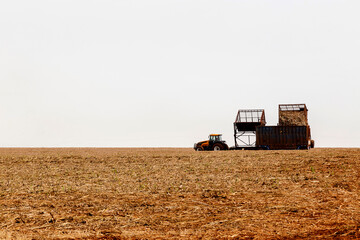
[0, 148, 359, 239]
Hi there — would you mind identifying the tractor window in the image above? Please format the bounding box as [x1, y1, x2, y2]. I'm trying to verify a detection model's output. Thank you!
[209, 135, 222, 141]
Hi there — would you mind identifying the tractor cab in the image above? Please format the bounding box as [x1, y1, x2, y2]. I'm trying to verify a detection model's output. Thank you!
[194, 134, 229, 151]
[209, 134, 222, 142]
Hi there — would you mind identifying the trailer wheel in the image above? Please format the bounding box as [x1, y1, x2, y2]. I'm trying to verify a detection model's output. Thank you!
[311, 140, 315, 148]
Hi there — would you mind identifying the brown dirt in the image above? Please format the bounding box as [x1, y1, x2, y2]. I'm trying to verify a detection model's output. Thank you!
[279, 111, 308, 126]
[0, 148, 359, 239]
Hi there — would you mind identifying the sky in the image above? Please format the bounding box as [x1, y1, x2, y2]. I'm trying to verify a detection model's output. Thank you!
[0, 0, 359, 147]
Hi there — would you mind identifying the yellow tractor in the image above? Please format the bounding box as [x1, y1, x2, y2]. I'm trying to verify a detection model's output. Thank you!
[194, 134, 229, 151]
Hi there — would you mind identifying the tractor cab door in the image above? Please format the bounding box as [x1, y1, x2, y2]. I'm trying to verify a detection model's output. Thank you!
[209, 135, 221, 147]
[208, 135, 215, 148]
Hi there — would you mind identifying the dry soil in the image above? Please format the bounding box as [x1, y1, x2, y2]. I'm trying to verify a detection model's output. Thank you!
[0, 148, 359, 239]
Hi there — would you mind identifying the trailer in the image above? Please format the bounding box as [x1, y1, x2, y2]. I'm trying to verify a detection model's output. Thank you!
[233, 109, 266, 149]
[253, 104, 314, 150]
[256, 125, 312, 150]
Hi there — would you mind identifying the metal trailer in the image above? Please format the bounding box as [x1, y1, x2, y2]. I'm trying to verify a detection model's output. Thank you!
[233, 109, 266, 149]
[256, 125, 312, 150]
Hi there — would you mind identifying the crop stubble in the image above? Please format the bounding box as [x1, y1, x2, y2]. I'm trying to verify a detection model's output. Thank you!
[0, 148, 359, 239]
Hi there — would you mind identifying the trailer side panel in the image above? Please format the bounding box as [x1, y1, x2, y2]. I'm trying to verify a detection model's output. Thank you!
[256, 126, 310, 150]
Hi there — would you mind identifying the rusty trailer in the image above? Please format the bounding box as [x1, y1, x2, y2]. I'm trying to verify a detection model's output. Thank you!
[256, 125, 312, 150]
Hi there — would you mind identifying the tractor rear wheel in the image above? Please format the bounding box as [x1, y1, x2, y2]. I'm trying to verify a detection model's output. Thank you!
[213, 144, 223, 151]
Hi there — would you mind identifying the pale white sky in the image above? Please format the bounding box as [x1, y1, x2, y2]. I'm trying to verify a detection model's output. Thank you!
[0, 0, 359, 147]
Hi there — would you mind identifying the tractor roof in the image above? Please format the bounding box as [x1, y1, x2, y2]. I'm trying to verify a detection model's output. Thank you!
[209, 134, 222, 136]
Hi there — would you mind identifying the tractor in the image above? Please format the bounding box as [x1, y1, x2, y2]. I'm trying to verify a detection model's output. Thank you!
[194, 134, 229, 151]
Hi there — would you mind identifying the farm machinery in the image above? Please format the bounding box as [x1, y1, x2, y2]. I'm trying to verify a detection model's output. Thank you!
[194, 134, 229, 151]
[194, 104, 315, 151]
